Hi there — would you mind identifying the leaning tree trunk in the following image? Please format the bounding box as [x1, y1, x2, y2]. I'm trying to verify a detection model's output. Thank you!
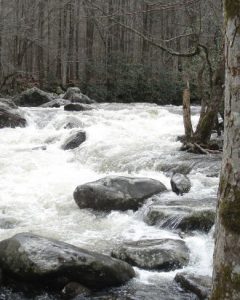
[210, 2, 240, 300]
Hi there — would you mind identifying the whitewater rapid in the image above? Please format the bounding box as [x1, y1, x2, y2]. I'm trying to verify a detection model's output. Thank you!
[0, 103, 219, 299]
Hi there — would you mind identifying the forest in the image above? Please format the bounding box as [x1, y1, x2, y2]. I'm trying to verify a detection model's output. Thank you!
[0, 0, 240, 300]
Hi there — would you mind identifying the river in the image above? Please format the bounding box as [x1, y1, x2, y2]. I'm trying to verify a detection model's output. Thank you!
[0, 103, 221, 299]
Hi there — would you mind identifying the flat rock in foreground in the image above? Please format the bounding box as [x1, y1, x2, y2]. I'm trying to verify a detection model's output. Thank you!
[111, 239, 189, 271]
[73, 176, 167, 211]
[0, 233, 135, 290]
[175, 272, 211, 299]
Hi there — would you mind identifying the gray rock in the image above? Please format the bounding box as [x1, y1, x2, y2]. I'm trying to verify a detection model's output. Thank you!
[111, 239, 189, 271]
[63, 87, 95, 104]
[0, 217, 19, 229]
[144, 206, 215, 233]
[175, 272, 211, 299]
[62, 282, 91, 298]
[0, 233, 135, 290]
[0, 108, 26, 129]
[64, 103, 93, 111]
[74, 176, 167, 211]
[171, 173, 191, 195]
[13, 87, 54, 107]
[0, 98, 18, 110]
[32, 145, 47, 151]
[61, 131, 86, 150]
[41, 99, 71, 108]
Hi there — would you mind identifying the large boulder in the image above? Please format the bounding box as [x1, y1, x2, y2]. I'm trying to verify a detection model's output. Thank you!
[73, 176, 167, 211]
[111, 239, 189, 271]
[0, 233, 135, 290]
[64, 103, 93, 111]
[170, 173, 191, 195]
[41, 99, 71, 108]
[175, 272, 211, 300]
[13, 87, 54, 107]
[0, 99, 26, 128]
[61, 131, 86, 150]
[63, 87, 95, 104]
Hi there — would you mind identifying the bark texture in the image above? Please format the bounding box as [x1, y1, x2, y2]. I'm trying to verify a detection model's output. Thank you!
[210, 2, 240, 299]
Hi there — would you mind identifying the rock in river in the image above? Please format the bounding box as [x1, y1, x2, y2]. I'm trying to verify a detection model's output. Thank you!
[63, 87, 95, 104]
[61, 131, 86, 150]
[64, 103, 93, 111]
[0, 233, 135, 290]
[171, 173, 191, 195]
[175, 272, 211, 300]
[73, 176, 167, 211]
[0, 98, 26, 129]
[111, 239, 189, 271]
[13, 87, 54, 107]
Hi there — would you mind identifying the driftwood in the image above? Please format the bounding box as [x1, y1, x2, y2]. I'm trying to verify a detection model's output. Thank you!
[180, 142, 222, 155]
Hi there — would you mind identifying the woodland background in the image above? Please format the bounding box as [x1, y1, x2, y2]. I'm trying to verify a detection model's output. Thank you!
[0, 0, 223, 104]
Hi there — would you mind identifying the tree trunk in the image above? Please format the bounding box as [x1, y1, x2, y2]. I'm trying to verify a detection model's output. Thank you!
[183, 87, 193, 139]
[210, 2, 240, 300]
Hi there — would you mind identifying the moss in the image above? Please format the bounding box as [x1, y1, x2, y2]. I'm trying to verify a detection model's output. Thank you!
[219, 181, 240, 233]
[211, 265, 240, 300]
[225, 0, 240, 21]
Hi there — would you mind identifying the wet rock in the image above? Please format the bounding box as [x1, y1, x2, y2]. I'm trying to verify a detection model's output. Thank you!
[62, 282, 91, 298]
[0, 98, 18, 110]
[13, 87, 54, 107]
[74, 176, 167, 211]
[0, 233, 135, 290]
[32, 145, 47, 151]
[64, 103, 93, 111]
[41, 99, 71, 108]
[144, 206, 215, 233]
[63, 87, 95, 104]
[175, 272, 211, 300]
[0, 217, 19, 229]
[156, 163, 192, 175]
[61, 131, 86, 150]
[171, 173, 191, 195]
[111, 239, 189, 271]
[0, 107, 26, 129]
[177, 209, 215, 232]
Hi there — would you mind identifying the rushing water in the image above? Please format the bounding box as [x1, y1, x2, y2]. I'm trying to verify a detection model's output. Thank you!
[0, 103, 221, 299]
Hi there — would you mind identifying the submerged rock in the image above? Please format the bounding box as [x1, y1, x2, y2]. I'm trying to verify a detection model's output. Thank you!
[61, 131, 86, 150]
[13, 87, 54, 107]
[175, 272, 211, 300]
[73, 176, 167, 211]
[0, 233, 135, 290]
[144, 206, 215, 233]
[41, 99, 70, 108]
[111, 239, 189, 271]
[64, 103, 93, 111]
[171, 173, 191, 195]
[63, 87, 95, 104]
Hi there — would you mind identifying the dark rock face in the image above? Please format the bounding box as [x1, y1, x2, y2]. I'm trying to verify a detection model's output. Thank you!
[41, 99, 70, 108]
[0, 99, 26, 128]
[63, 87, 95, 104]
[62, 282, 91, 298]
[74, 176, 167, 211]
[144, 206, 215, 233]
[177, 210, 215, 232]
[61, 131, 86, 150]
[111, 239, 189, 271]
[0, 233, 135, 290]
[64, 103, 93, 111]
[175, 272, 211, 300]
[13, 87, 54, 107]
[170, 173, 191, 195]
